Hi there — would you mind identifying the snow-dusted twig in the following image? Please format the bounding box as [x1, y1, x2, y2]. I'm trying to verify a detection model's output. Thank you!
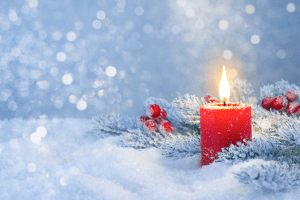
[216, 138, 285, 165]
[260, 79, 300, 100]
[172, 93, 202, 135]
[234, 160, 300, 191]
[88, 114, 138, 138]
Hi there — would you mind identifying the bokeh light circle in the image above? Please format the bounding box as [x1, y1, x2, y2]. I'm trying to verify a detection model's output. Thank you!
[287, 3, 296, 13]
[251, 35, 260, 44]
[105, 66, 117, 77]
[62, 74, 73, 85]
[76, 99, 87, 111]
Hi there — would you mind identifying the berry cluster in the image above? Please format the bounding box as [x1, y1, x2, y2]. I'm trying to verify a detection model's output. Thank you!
[262, 90, 300, 116]
[138, 104, 175, 135]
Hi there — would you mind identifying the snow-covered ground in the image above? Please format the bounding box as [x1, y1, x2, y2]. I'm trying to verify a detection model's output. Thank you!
[0, 118, 299, 199]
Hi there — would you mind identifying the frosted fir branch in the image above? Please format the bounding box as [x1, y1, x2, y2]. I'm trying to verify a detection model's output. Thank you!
[88, 114, 138, 138]
[159, 132, 200, 159]
[234, 160, 300, 191]
[251, 104, 300, 150]
[251, 105, 300, 137]
[264, 114, 300, 157]
[122, 129, 200, 159]
[260, 79, 300, 100]
[216, 138, 285, 165]
[172, 93, 202, 134]
[122, 130, 164, 149]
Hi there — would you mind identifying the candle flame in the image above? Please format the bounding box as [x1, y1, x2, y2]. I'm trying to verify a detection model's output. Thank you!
[219, 66, 230, 103]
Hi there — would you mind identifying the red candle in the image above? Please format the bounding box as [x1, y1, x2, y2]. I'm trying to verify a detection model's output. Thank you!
[200, 103, 252, 166]
[200, 66, 252, 167]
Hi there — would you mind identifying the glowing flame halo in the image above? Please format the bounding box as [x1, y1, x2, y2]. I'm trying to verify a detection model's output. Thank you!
[219, 66, 230, 103]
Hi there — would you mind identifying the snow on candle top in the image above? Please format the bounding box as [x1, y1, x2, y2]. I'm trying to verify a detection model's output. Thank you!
[202, 103, 250, 109]
[219, 66, 230, 103]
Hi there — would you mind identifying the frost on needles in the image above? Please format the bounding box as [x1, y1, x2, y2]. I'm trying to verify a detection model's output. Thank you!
[89, 79, 300, 192]
[89, 93, 202, 159]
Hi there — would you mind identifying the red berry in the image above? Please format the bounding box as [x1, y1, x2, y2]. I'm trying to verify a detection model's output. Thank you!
[153, 116, 164, 124]
[143, 120, 156, 132]
[204, 95, 211, 103]
[138, 115, 150, 126]
[262, 97, 274, 111]
[287, 102, 300, 116]
[285, 90, 298, 102]
[159, 121, 173, 135]
[272, 96, 288, 111]
[147, 104, 161, 118]
[160, 109, 167, 119]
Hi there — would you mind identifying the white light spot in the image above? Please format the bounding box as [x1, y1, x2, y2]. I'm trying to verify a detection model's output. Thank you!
[30, 132, 41, 143]
[93, 20, 102, 29]
[66, 32, 77, 42]
[76, 99, 87, 111]
[106, 66, 117, 77]
[8, 102, 17, 111]
[287, 3, 296, 13]
[62, 74, 73, 85]
[246, 4, 255, 14]
[27, 163, 36, 172]
[56, 52, 67, 62]
[69, 95, 77, 104]
[143, 24, 153, 33]
[277, 50, 286, 59]
[96, 10, 106, 19]
[69, 167, 79, 176]
[135, 6, 144, 16]
[52, 31, 62, 41]
[251, 35, 260, 44]
[12, 48, 21, 57]
[195, 19, 204, 29]
[28, 0, 38, 8]
[60, 177, 69, 186]
[171, 25, 181, 34]
[186, 8, 195, 18]
[36, 126, 47, 137]
[8, 10, 18, 22]
[223, 50, 233, 60]
[218, 19, 229, 30]
[177, 0, 186, 7]
[98, 89, 106, 97]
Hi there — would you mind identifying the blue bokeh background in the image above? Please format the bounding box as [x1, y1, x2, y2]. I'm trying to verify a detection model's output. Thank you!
[0, 0, 299, 119]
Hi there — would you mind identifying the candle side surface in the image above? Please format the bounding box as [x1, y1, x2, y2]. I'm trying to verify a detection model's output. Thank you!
[200, 103, 252, 166]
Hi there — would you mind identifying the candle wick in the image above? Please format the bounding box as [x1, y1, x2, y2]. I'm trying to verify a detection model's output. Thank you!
[223, 98, 226, 106]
